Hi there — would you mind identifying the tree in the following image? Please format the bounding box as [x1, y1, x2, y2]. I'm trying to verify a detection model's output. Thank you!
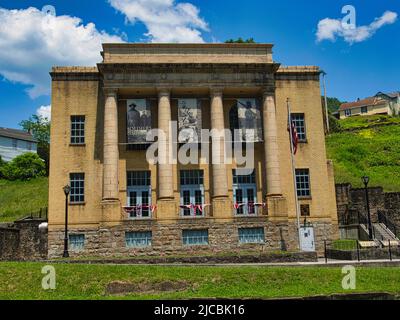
[321, 97, 346, 113]
[0, 153, 46, 181]
[225, 37, 256, 43]
[19, 115, 50, 174]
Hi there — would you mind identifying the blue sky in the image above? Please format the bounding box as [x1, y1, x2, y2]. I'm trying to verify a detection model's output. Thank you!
[0, 0, 399, 128]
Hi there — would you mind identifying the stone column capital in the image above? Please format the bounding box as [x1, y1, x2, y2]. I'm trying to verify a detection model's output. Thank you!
[157, 87, 171, 97]
[210, 87, 224, 97]
[103, 88, 118, 97]
[261, 87, 276, 98]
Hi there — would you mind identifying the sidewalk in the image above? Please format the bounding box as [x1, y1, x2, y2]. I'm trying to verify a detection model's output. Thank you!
[45, 258, 400, 267]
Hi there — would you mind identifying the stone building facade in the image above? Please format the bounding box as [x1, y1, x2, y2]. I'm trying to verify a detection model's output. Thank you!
[48, 43, 338, 258]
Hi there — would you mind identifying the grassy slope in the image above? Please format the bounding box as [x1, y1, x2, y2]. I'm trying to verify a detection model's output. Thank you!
[326, 116, 400, 191]
[0, 262, 400, 300]
[0, 177, 48, 222]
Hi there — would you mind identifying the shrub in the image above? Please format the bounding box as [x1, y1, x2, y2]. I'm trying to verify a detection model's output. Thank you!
[329, 114, 342, 133]
[0, 156, 4, 179]
[0, 153, 46, 181]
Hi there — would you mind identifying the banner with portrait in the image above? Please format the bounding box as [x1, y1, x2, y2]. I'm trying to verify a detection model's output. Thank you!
[127, 99, 152, 144]
[237, 98, 263, 142]
[178, 98, 202, 143]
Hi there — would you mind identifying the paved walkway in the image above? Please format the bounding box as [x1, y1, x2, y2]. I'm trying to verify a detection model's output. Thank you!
[48, 258, 400, 267]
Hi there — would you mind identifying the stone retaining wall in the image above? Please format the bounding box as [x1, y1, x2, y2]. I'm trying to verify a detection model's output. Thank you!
[335, 184, 400, 227]
[0, 219, 47, 261]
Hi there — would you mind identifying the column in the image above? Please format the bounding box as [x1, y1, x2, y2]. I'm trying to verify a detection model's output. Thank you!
[157, 88, 174, 200]
[103, 89, 119, 201]
[210, 88, 228, 199]
[263, 90, 282, 196]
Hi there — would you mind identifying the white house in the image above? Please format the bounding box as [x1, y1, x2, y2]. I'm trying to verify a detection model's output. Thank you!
[0, 127, 38, 162]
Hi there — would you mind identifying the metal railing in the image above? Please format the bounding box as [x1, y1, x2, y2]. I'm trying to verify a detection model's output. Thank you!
[21, 207, 48, 220]
[179, 204, 211, 218]
[123, 206, 155, 220]
[378, 211, 399, 239]
[233, 203, 266, 217]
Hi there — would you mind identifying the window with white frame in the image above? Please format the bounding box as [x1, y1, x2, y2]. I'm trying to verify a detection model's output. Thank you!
[182, 229, 208, 246]
[125, 231, 152, 248]
[69, 234, 85, 250]
[238, 227, 265, 244]
[180, 170, 204, 216]
[70, 173, 85, 203]
[291, 113, 307, 142]
[127, 171, 152, 218]
[233, 170, 257, 215]
[71, 115, 85, 145]
[295, 169, 311, 198]
[344, 109, 352, 117]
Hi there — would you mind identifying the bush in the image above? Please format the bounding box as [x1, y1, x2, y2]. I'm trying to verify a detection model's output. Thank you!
[0, 156, 4, 179]
[329, 114, 342, 133]
[0, 153, 46, 181]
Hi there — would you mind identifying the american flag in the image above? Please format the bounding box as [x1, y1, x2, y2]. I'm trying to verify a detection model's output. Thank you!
[288, 115, 299, 155]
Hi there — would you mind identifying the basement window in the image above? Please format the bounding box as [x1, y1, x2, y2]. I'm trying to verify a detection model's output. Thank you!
[125, 231, 152, 248]
[182, 229, 209, 246]
[238, 227, 265, 244]
[69, 234, 85, 251]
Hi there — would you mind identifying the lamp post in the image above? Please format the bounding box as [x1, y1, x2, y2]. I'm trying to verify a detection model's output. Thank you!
[63, 185, 71, 258]
[362, 176, 373, 240]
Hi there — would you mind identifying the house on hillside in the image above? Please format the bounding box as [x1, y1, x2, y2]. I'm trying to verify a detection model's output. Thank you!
[0, 127, 37, 162]
[375, 91, 400, 116]
[339, 93, 400, 119]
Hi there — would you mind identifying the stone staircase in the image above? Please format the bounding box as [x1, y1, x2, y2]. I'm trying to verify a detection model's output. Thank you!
[359, 222, 399, 242]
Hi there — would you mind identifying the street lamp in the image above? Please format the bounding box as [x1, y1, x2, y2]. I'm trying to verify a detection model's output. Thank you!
[63, 185, 71, 258]
[362, 176, 373, 240]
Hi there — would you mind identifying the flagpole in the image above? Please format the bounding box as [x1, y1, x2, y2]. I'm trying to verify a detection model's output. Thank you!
[287, 98, 302, 251]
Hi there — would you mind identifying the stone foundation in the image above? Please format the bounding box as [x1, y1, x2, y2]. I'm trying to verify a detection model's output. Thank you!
[48, 218, 336, 258]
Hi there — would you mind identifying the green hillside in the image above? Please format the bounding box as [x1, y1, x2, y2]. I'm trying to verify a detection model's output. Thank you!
[0, 177, 48, 222]
[326, 115, 400, 191]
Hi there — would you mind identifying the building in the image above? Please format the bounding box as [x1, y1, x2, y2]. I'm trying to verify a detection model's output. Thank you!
[0, 127, 37, 162]
[375, 91, 400, 116]
[339, 92, 400, 119]
[48, 43, 338, 258]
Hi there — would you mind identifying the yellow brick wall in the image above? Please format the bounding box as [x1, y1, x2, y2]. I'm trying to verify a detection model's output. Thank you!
[48, 79, 103, 230]
[276, 78, 337, 224]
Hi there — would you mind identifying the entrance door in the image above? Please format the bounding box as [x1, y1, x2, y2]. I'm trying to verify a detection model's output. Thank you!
[128, 188, 151, 218]
[299, 227, 315, 252]
[233, 186, 256, 215]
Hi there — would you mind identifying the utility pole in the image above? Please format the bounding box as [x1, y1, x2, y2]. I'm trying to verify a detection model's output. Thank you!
[321, 70, 330, 133]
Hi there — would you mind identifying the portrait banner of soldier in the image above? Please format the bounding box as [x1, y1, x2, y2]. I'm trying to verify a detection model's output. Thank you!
[237, 98, 263, 142]
[127, 99, 152, 144]
[178, 98, 202, 143]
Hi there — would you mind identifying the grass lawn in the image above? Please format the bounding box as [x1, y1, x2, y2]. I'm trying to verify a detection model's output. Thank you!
[0, 177, 48, 222]
[326, 120, 400, 191]
[0, 262, 400, 300]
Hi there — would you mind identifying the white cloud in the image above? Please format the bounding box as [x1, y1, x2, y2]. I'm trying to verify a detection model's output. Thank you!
[316, 11, 397, 44]
[0, 7, 125, 98]
[108, 0, 209, 43]
[36, 105, 51, 120]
